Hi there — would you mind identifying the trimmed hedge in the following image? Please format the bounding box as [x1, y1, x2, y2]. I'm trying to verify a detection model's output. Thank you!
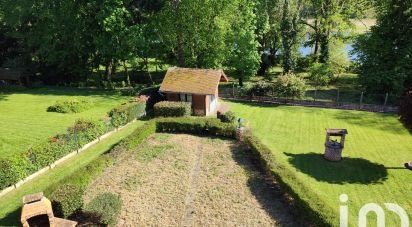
[84, 192, 122, 226]
[218, 110, 236, 123]
[243, 131, 331, 226]
[154, 101, 191, 117]
[0, 100, 146, 191]
[50, 184, 84, 218]
[156, 117, 236, 138]
[47, 99, 91, 113]
[109, 101, 146, 127]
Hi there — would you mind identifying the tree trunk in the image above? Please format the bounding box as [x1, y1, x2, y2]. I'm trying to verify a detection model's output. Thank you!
[105, 59, 113, 88]
[143, 57, 154, 85]
[319, 33, 329, 63]
[123, 61, 131, 86]
[239, 77, 244, 87]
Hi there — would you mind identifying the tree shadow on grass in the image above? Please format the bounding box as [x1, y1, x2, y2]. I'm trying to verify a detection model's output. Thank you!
[285, 152, 388, 184]
[0, 207, 20, 226]
[230, 145, 310, 227]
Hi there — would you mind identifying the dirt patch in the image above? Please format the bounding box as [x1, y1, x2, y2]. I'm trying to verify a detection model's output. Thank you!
[84, 134, 302, 226]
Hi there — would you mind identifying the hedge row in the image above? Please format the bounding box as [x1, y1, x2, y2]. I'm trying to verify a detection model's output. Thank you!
[109, 101, 146, 127]
[45, 121, 155, 220]
[156, 117, 236, 138]
[242, 131, 332, 226]
[0, 100, 146, 191]
[154, 101, 191, 117]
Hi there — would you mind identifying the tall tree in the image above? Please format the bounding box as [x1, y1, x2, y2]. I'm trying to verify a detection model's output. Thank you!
[353, 0, 412, 95]
[302, 0, 370, 63]
[280, 0, 304, 74]
[227, 0, 261, 86]
[255, 0, 282, 75]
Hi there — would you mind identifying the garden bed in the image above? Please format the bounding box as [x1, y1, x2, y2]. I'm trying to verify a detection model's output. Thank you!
[84, 133, 304, 226]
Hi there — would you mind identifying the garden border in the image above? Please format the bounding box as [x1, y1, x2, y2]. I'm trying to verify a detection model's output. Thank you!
[0, 120, 136, 198]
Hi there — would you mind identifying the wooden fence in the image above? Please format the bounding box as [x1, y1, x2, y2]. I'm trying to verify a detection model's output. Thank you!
[220, 94, 399, 113]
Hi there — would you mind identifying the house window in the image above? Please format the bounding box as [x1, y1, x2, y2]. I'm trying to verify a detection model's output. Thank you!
[180, 94, 192, 102]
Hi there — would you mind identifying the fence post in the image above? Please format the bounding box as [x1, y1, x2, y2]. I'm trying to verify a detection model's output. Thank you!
[336, 89, 340, 106]
[232, 82, 235, 98]
[360, 92, 364, 109]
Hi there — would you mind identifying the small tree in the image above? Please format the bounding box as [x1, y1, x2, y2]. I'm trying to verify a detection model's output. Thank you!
[273, 74, 306, 99]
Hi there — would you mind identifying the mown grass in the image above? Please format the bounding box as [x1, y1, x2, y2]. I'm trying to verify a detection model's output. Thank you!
[228, 101, 412, 226]
[0, 120, 143, 226]
[0, 87, 130, 157]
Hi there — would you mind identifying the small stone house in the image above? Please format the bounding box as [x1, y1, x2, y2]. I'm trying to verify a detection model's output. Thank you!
[159, 67, 228, 116]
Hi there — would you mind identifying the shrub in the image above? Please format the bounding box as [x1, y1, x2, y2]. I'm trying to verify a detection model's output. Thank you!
[47, 99, 91, 113]
[153, 101, 191, 117]
[155, 117, 236, 138]
[67, 119, 107, 146]
[250, 81, 272, 96]
[84, 192, 122, 226]
[50, 184, 84, 218]
[273, 74, 306, 99]
[219, 111, 236, 123]
[109, 101, 146, 127]
[308, 63, 335, 87]
[0, 157, 30, 189]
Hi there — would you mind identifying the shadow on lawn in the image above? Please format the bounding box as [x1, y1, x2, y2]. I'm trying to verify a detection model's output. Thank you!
[230, 146, 309, 227]
[0, 208, 20, 226]
[285, 152, 388, 184]
[224, 99, 282, 108]
[0, 86, 126, 102]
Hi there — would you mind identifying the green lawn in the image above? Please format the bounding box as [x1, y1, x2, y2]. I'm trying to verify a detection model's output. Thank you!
[0, 120, 143, 226]
[0, 87, 130, 157]
[228, 101, 412, 226]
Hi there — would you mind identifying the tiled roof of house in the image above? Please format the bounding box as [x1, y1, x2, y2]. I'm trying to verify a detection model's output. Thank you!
[159, 67, 228, 95]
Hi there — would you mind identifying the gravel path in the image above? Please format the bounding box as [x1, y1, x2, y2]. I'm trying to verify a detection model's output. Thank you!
[84, 134, 303, 226]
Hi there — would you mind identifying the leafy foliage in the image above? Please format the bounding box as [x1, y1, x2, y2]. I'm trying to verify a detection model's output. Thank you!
[156, 117, 236, 138]
[153, 101, 191, 117]
[85, 192, 122, 226]
[218, 111, 237, 123]
[353, 0, 412, 95]
[50, 184, 84, 218]
[251, 81, 273, 96]
[109, 101, 146, 127]
[47, 99, 91, 113]
[273, 74, 306, 98]
[308, 63, 334, 87]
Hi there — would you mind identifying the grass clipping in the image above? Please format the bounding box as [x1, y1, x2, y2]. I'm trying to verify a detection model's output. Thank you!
[47, 99, 92, 113]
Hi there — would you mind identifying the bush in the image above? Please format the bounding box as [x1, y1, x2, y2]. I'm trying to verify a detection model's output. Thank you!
[47, 99, 91, 113]
[0, 157, 30, 189]
[50, 184, 84, 218]
[156, 117, 236, 138]
[273, 74, 306, 99]
[67, 119, 108, 146]
[219, 111, 236, 123]
[153, 101, 191, 117]
[109, 101, 146, 127]
[250, 81, 272, 96]
[308, 63, 335, 87]
[84, 192, 122, 226]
